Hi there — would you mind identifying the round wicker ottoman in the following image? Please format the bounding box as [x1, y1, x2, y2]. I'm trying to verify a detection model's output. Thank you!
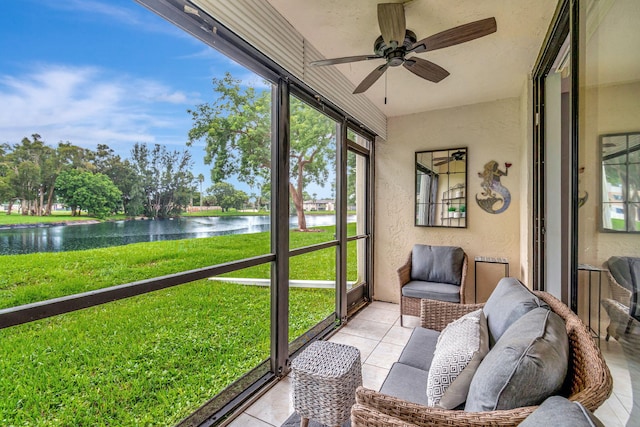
[291, 341, 362, 427]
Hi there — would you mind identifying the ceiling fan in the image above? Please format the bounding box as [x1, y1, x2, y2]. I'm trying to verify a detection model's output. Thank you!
[310, 3, 497, 94]
[434, 150, 465, 166]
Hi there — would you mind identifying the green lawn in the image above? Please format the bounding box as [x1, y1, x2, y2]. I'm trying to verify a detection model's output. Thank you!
[0, 226, 355, 426]
[0, 211, 103, 226]
[0, 282, 333, 426]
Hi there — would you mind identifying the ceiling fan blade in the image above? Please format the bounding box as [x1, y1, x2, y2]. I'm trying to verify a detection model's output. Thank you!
[412, 17, 497, 53]
[353, 63, 389, 94]
[378, 3, 406, 47]
[403, 57, 449, 83]
[310, 54, 382, 66]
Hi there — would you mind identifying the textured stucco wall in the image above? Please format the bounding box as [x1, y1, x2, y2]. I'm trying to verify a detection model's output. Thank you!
[374, 97, 523, 303]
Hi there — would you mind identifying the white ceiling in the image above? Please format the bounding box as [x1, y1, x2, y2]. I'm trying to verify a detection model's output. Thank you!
[266, 0, 558, 117]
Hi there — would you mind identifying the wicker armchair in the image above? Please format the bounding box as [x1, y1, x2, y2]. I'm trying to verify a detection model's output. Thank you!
[603, 256, 640, 340]
[398, 247, 468, 326]
[351, 292, 612, 427]
[601, 298, 637, 341]
[605, 267, 632, 307]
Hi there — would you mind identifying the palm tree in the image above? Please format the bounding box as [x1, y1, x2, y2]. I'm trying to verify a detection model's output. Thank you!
[197, 173, 204, 207]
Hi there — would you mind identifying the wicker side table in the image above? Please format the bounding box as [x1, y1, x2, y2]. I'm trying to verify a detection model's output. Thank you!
[291, 341, 362, 427]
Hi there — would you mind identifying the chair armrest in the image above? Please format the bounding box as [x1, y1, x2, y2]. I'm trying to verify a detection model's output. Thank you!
[607, 270, 632, 306]
[397, 252, 412, 288]
[351, 403, 419, 427]
[420, 299, 484, 331]
[459, 253, 468, 303]
[355, 387, 533, 426]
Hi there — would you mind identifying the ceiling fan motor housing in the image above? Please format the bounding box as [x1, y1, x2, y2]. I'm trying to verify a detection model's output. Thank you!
[374, 29, 417, 66]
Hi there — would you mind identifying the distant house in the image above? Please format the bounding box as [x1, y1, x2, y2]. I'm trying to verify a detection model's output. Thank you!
[303, 199, 335, 211]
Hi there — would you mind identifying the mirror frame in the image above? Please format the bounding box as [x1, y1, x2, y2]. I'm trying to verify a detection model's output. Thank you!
[415, 147, 468, 228]
[600, 132, 640, 233]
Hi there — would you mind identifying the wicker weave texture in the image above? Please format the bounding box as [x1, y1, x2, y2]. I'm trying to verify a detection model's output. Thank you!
[420, 299, 484, 331]
[351, 291, 613, 427]
[606, 270, 632, 306]
[292, 341, 362, 426]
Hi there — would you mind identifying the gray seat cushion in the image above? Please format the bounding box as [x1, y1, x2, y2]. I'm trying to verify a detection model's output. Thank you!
[519, 396, 604, 427]
[411, 245, 464, 285]
[380, 363, 429, 406]
[482, 277, 549, 346]
[402, 280, 461, 303]
[397, 327, 440, 371]
[465, 307, 569, 412]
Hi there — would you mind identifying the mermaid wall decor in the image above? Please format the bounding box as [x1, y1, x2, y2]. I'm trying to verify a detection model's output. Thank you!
[578, 166, 589, 208]
[476, 160, 512, 214]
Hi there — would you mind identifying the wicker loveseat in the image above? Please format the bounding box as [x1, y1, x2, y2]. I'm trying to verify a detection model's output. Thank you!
[351, 282, 612, 427]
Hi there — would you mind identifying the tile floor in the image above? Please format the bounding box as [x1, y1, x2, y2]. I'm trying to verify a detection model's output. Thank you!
[227, 301, 634, 427]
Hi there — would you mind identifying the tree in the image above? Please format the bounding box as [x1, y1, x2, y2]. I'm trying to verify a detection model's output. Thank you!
[42, 141, 95, 216]
[3, 136, 94, 216]
[187, 72, 336, 230]
[202, 195, 217, 207]
[130, 143, 195, 218]
[0, 144, 16, 212]
[93, 144, 140, 216]
[8, 135, 47, 215]
[209, 182, 248, 212]
[55, 169, 122, 219]
[346, 151, 357, 207]
[197, 173, 205, 207]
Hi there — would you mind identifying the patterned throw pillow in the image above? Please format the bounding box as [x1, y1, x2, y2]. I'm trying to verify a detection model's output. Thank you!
[426, 309, 489, 409]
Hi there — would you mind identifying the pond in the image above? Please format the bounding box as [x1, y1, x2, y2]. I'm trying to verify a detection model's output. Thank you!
[0, 215, 354, 255]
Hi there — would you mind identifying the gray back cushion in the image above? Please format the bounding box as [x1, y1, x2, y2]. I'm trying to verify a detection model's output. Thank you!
[519, 396, 604, 427]
[607, 256, 633, 291]
[465, 307, 569, 412]
[483, 277, 549, 346]
[411, 245, 464, 285]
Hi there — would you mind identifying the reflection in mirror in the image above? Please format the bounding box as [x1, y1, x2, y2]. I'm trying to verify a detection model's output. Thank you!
[415, 148, 467, 227]
[601, 132, 640, 233]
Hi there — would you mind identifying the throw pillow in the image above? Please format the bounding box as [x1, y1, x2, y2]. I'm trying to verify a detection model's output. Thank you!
[426, 309, 489, 409]
[483, 277, 549, 346]
[519, 396, 605, 427]
[465, 307, 569, 412]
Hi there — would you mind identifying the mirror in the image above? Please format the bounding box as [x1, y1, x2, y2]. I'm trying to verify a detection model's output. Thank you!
[600, 132, 640, 233]
[415, 147, 467, 227]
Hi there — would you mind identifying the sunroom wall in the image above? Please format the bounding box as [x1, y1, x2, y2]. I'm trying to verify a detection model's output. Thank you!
[374, 97, 525, 303]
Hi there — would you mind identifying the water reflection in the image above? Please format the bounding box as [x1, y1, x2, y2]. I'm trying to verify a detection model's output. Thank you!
[0, 215, 353, 255]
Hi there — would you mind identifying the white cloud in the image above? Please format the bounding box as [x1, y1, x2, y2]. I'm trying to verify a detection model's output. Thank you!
[237, 72, 273, 90]
[134, 80, 193, 104]
[33, 0, 181, 36]
[0, 64, 194, 151]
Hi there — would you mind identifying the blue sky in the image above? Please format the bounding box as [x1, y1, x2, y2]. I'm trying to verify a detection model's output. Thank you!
[0, 0, 276, 195]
